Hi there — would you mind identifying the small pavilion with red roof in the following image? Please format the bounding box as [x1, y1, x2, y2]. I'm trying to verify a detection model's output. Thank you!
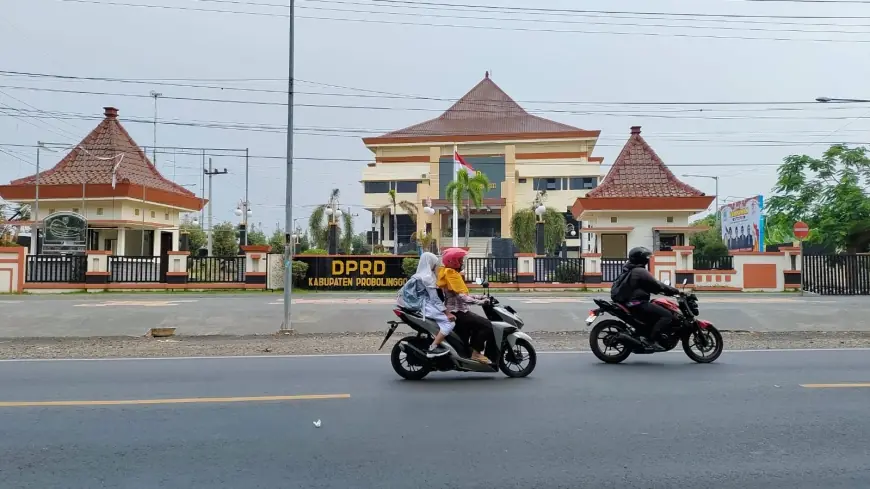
[0, 107, 205, 256]
[571, 126, 713, 260]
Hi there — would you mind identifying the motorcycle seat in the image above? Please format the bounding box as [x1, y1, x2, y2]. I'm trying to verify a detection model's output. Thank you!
[399, 307, 424, 318]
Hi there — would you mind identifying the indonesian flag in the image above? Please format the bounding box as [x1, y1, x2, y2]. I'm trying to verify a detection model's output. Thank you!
[454, 149, 473, 172]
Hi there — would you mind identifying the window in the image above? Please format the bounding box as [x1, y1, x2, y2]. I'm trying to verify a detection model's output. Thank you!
[165, 213, 170, 220]
[395, 181, 418, 193]
[666, 216, 674, 223]
[134, 209, 140, 216]
[533, 178, 561, 191]
[364, 181, 390, 193]
[610, 216, 618, 223]
[518, 178, 527, 184]
[569, 177, 598, 190]
[150, 211, 156, 218]
[96, 208, 104, 216]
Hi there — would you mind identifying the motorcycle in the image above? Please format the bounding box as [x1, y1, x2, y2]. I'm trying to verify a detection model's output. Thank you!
[379, 279, 537, 380]
[584, 279, 724, 364]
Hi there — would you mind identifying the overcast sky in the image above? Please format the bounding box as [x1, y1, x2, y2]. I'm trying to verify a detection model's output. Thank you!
[2, 0, 870, 233]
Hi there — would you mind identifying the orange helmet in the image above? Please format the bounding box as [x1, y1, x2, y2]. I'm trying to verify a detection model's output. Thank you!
[441, 248, 468, 270]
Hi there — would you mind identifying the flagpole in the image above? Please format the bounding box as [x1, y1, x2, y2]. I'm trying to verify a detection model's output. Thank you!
[452, 144, 460, 248]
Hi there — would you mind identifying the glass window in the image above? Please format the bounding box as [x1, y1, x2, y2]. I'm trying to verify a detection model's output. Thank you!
[395, 181, 418, 193]
[533, 178, 561, 191]
[570, 177, 598, 190]
[364, 181, 390, 193]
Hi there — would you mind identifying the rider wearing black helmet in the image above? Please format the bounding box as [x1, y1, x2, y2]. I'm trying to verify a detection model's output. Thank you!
[611, 246, 680, 351]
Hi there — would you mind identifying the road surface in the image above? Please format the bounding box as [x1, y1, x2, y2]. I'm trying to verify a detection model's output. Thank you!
[0, 350, 868, 488]
[1, 292, 869, 337]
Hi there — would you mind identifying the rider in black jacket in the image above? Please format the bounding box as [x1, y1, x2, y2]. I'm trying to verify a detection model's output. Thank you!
[612, 247, 680, 351]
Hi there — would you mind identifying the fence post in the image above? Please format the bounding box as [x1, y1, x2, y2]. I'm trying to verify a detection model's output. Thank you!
[241, 245, 271, 287]
[85, 250, 112, 287]
[515, 253, 536, 284]
[581, 252, 602, 284]
[0, 246, 25, 293]
[166, 251, 190, 285]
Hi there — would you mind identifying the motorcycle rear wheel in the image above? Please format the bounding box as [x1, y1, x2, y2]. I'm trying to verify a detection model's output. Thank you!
[589, 320, 633, 364]
[682, 325, 724, 364]
[391, 336, 431, 380]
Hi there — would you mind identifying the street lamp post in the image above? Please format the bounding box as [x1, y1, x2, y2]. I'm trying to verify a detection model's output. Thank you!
[282, 0, 296, 333]
[234, 200, 253, 246]
[683, 174, 720, 226]
[150, 91, 162, 166]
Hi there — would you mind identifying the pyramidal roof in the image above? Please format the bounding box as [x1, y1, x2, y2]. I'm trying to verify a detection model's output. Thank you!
[3, 107, 203, 211]
[586, 126, 706, 199]
[363, 73, 599, 145]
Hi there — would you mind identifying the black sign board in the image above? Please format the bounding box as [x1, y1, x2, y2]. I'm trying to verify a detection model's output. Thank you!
[294, 255, 408, 290]
[42, 212, 87, 255]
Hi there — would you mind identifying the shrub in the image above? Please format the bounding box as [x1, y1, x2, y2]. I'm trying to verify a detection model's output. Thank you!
[301, 248, 327, 255]
[553, 264, 582, 283]
[488, 272, 512, 283]
[402, 257, 420, 278]
[291, 260, 309, 284]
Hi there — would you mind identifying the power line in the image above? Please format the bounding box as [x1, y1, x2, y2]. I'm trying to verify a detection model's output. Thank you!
[52, 0, 870, 43]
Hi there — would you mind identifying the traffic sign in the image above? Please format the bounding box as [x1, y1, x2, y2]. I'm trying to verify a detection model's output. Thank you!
[793, 221, 810, 240]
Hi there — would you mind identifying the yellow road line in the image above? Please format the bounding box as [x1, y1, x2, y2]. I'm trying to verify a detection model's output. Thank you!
[800, 383, 870, 389]
[0, 393, 351, 408]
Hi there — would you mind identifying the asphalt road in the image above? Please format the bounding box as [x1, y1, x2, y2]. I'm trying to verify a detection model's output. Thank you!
[0, 350, 869, 488]
[1, 292, 870, 337]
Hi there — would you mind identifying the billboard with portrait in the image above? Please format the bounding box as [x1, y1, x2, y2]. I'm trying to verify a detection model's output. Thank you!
[720, 196, 764, 252]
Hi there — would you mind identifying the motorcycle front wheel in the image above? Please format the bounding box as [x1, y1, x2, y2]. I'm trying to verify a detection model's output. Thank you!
[390, 336, 431, 380]
[589, 320, 633, 364]
[499, 339, 537, 378]
[682, 325, 724, 364]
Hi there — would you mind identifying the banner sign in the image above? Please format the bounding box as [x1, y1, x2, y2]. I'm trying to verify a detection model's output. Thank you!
[42, 212, 87, 255]
[294, 255, 408, 290]
[720, 196, 764, 252]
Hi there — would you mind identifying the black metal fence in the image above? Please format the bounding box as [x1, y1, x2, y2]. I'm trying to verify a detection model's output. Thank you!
[601, 258, 625, 283]
[465, 257, 518, 283]
[535, 257, 584, 283]
[803, 254, 870, 295]
[693, 255, 734, 271]
[188, 256, 245, 283]
[109, 256, 161, 283]
[25, 255, 87, 283]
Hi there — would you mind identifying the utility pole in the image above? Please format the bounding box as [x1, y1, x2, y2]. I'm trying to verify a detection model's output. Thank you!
[33, 141, 43, 255]
[200, 150, 206, 230]
[281, 0, 296, 333]
[245, 148, 250, 245]
[204, 158, 228, 255]
[150, 91, 162, 166]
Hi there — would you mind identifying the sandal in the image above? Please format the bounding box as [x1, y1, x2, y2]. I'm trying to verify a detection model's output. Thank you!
[471, 353, 491, 364]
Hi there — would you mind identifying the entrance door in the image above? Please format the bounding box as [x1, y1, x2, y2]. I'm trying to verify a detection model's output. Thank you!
[159, 231, 173, 282]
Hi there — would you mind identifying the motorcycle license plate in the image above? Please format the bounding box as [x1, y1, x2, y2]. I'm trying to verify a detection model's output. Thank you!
[585, 314, 597, 325]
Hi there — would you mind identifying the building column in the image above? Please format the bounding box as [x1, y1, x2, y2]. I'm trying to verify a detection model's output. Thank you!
[152, 229, 161, 256]
[117, 227, 127, 256]
[502, 144, 516, 238]
[171, 228, 180, 252]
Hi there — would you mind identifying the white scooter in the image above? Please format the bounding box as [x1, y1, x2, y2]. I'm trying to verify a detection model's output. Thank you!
[379, 279, 537, 380]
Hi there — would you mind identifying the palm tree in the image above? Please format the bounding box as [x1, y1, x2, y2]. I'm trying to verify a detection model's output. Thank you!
[373, 189, 417, 254]
[308, 188, 352, 251]
[446, 168, 490, 247]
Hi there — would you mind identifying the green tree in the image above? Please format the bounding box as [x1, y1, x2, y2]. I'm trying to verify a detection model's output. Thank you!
[268, 229, 285, 252]
[212, 221, 239, 256]
[374, 189, 417, 254]
[766, 144, 870, 252]
[247, 228, 267, 246]
[510, 207, 565, 255]
[689, 214, 729, 259]
[446, 168, 490, 247]
[180, 220, 207, 255]
[351, 232, 372, 255]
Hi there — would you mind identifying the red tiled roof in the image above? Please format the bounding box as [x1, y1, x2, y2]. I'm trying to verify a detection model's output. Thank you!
[586, 126, 706, 199]
[10, 107, 195, 199]
[363, 73, 599, 144]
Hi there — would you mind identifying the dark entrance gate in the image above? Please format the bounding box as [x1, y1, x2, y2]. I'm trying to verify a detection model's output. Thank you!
[802, 254, 870, 295]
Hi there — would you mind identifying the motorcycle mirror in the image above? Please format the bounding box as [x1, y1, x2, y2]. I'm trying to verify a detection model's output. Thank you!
[662, 279, 672, 287]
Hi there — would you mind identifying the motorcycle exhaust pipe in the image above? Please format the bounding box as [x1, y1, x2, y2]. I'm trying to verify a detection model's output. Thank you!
[616, 333, 643, 349]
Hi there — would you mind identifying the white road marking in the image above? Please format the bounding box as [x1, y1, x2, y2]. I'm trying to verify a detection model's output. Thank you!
[0, 301, 23, 305]
[0, 348, 868, 363]
[74, 300, 199, 308]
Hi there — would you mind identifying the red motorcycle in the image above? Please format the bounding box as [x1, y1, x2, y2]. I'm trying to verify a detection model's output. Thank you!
[584, 280, 723, 364]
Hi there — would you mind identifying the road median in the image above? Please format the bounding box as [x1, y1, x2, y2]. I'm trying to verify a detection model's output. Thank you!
[1, 331, 869, 360]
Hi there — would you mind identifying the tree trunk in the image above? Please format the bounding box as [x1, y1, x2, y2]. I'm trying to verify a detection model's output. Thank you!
[464, 197, 471, 248]
[393, 206, 399, 255]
